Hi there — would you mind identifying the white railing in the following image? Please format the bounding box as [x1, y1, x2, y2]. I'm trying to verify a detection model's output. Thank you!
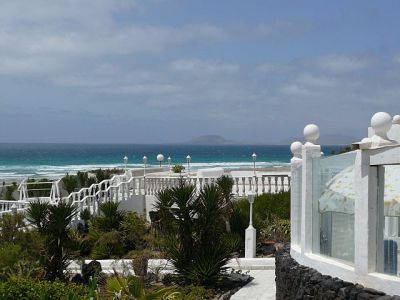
[0, 200, 30, 217]
[1, 172, 290, 218]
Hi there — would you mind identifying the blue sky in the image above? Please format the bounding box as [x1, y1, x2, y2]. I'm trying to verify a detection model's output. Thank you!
[0, 0, 400, 143]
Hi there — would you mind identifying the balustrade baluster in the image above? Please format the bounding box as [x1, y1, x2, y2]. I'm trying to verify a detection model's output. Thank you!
[255, 177, 259, 195]
[274, 176, 278, 193]
[242, 177, 246, 195]
[248, 177, 253, 193]
[268, 177, 272, 193]
[262, 176, 265, 193]
[280, 176, 284, 192]
[235, 177, 239, 195]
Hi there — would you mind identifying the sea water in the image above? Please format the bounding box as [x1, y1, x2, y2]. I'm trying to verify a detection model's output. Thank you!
[0, 143, 344, 180]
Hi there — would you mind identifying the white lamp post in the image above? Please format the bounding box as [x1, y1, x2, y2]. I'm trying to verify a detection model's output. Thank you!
[168, 156, 172, 175]
[157, 153, 164, 167]
[123, 155, 128, 172]
[245, 191, 256, 258]
[252, 152, 257, 177]
[143, 156, 147, 177]
[186, 155, 191, 177]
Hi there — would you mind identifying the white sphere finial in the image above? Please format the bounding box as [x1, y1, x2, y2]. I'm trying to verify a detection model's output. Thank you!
[371, 112, 392, 135]
[290, 141, 303, 158]
[303, 124, 320, 144]
[157, 154, 164, 162]
[393, 115, 400, 125]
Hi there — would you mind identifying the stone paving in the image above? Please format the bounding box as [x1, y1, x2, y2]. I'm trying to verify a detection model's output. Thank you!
[229, 258, 276, 300]
[230, 269, 276, 300]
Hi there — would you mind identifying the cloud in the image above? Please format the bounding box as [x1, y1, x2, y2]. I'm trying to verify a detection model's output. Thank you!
[316, 54, 373, 73]
[394, 54, 400, 64]
[256, 20, 314, 37]
[170, 59, 239, 75]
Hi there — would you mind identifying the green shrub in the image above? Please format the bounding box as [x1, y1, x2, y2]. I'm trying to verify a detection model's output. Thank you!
[121, 212, 148, 252]
[172, 165, 185, 173]
[229, 192, 291, 245]
[259, 216, 290, 242]
[92, 230, 124, 259]
[253, 191, 290, 221]
[62, 175, 78, 194]
[94, 201, 125, 232]
[4, 183, 17, 200]
[0, 277, 88, 299]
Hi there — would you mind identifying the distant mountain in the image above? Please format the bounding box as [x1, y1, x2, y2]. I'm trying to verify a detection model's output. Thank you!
[276, 134, 359, 145]
[188, 135, 238, 145]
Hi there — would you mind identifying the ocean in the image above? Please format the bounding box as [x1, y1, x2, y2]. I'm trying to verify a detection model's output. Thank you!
[0, 143, 344, 180]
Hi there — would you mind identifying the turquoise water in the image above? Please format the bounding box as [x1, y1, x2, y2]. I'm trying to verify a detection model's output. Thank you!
[0, 143, 343, 180]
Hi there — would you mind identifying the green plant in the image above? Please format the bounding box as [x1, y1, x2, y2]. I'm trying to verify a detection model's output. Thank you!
[229, 192, 291, 245]
[155, 183, 233, 286]
[259, 216, 290, 242]
[0, 277, 88, 299]
[26, 200, 51, 233]
[4, 183, 17, 200]
[62, 175, 78, 194]
[172, 165, 185, 174]
[121, 211, 149, 252]
[94, 201, 125, 232]
[91, 230, 124, 259]
[106, 272, 176, 300]
[216, 175, 235, 233]
[26, 201, 78, 281]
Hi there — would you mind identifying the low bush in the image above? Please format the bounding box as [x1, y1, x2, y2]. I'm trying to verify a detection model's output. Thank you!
[172, 165, 185, 173]
[229, 191, 291, 246]
[0, 278, 88, 300]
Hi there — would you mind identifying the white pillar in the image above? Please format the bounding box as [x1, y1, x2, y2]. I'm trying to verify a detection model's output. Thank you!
[290, 141, 303, 247]
[301, 124, 321, 254]
[354, 149, 378, 274]
[245, 192, 256, 258]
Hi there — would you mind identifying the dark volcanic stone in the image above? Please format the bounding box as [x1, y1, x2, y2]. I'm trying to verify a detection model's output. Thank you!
[275, 245, 399, 300]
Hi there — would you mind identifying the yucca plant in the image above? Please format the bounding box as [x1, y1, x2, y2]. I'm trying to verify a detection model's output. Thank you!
[26, 201, 77, 281]
[216, 175, 235, 233]
[26, 200, 50, 234]
[155, 183, 234, 286]
[95, 201, 124, 232]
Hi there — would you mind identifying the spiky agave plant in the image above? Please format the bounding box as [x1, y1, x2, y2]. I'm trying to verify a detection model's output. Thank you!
[155, 183, 233, 286]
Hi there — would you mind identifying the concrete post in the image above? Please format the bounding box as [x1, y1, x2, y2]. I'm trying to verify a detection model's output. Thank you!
[245, 192, 256, 258]
[290, 141, 303, 247]
[301, 124, 321, 254]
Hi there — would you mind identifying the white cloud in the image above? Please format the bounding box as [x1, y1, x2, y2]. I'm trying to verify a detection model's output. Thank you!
[170, 59, 239, 75]
[316, 54, 373, 73]
[394, 54, 400, 64]
[256, 20, 314, 37]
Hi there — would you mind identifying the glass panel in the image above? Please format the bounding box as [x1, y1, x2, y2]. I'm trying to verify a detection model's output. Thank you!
[377, 165, 400, 277]
[312, 151, 356, 264]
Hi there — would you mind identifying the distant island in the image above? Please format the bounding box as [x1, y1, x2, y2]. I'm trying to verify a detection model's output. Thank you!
[276, 134, 359, 146]
[188, 135, 238, 145]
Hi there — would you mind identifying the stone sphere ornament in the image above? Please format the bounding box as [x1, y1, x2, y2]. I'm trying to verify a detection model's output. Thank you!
[290, 141, 303, 158]
[393, 115, 400, 125]
[371, 112, 392, 135]
[303, 124, 320, 144]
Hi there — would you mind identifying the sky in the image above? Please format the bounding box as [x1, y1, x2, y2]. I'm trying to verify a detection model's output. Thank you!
[0, 0, 400, 144]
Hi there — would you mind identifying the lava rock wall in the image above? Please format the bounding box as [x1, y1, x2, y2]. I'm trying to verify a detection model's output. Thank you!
[275, 247, 400, 299]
